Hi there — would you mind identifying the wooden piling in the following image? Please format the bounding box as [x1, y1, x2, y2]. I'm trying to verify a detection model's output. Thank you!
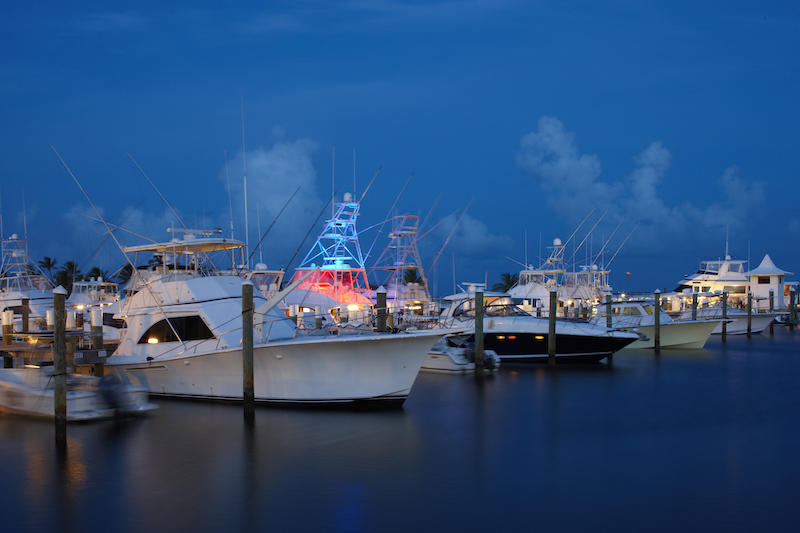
[242, 282, 254, 417]
[548, 290, 557, 366]
[692, 292, 698, 321]
[747, 291, 752, 337]
[474, 290, 484, 375]
[722, 291, 728, 341]
[654, 290, 661, 353]
[606, 294, 613, 329]
[91, 309, 102, 350]
[376, 286, 387, 333]
[791, 289, 796, 331]
[769, 289, 774, 334]
[2, 310, 12, 346]
[21, 298, 29, 332]
[53, 286, 68, 444]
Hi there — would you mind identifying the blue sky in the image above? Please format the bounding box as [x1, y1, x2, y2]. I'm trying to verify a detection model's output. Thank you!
[2, 1, 799, 294]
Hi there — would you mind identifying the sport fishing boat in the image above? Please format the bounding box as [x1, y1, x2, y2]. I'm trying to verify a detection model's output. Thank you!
[104, 230, 451, 406]
[0, 234, 54, 324]
[0, 363, 157, 421]
[590, 299, 720, 349]
[438, 284, 640, 363]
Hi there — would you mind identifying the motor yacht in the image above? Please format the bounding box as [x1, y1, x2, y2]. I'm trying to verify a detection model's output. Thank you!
[438, 284, 639, 363]
[104, 230, 451, 406]
[590, 299, 719, 349]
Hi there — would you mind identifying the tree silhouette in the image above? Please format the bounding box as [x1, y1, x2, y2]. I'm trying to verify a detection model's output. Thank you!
[86, 266, 109, 281]
[492, 272, 519, 293]
[403, 269, 422, 285]
[55, 261, 81, 294]
[38, 256, 57, 280]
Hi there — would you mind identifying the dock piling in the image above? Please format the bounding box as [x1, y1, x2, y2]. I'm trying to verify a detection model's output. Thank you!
[376, 286, 387, 333]
[654, 290, 661, 353]
[53, 286, 68, 445]
[21, 298, 29, 332]
[242, 282, 254, 418]
[747, 292, 752, 337]
[606, 294, 612, 329]
[549, 290, 557, 366]
[475, 289, 484, 376]
[722, 291, 728, 341]
[692, 293, 698, 321]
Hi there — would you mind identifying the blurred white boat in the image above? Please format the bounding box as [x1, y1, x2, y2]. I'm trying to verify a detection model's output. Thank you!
[0, 364, 157, 421]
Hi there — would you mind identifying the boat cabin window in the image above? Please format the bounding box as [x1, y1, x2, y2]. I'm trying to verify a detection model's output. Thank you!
[138, 316, 215, 344]
[723, 285, 746, 294]
[621, 307, 642, 316]
[452, 296, 529, 318]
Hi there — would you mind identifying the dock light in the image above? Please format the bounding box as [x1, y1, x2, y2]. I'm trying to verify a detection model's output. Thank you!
[347, 304, 360, 311]
[147, 338, 159, 344]
[76, 305, 85, 310]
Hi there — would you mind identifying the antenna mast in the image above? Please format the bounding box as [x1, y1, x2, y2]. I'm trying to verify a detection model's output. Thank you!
[241, 91, 250, 269]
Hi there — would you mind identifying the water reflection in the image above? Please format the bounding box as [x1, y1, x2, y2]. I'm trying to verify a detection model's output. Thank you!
[2, 329, 800, 532]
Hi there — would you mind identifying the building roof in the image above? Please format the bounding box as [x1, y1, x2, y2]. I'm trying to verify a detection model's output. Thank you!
[746, 254, 794, 276]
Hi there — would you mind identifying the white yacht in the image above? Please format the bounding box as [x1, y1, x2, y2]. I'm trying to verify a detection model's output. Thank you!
[104, 231, 451, 406]
[0, 234, 54, 324]
[0, 363, 157, 421]
[590, 299, 719, 349]
[438, 284, 640, 363]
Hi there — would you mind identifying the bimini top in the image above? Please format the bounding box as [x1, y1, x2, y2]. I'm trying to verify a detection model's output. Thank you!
[124, 234, 245, 255]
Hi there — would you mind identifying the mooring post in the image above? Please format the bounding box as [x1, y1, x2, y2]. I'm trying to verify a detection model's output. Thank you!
[53, 286, 68, 445]
[91, 308, 102, 350]
[242, 281, 254, 418]
[474, 289, 484, 376]
[722, 291, 728, 341]
[606, 294, 613, 329]
[769, 289, 774, 334]
[21, 297, 29, 332]
[376, 286, 387, 333]
[692, 292, 698, 321]
[791, 289, 797, 331]
[2, 311, 12, 368]
[2, 310, 12, 346]
[66, 311, 76, 372]
[747, 291, 753, 338]
[315, 306, 323, 330]
[549, 290, 557, 366]
[654, 290, 661, 353]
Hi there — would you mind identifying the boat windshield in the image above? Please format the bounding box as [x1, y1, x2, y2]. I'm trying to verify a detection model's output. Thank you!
[452, 296, 530, 318]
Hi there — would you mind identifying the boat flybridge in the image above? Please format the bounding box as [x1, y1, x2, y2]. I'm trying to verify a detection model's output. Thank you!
[0, 233, 54, 322]
[438, 283, 640, 363]
[105, 229, 452, 405]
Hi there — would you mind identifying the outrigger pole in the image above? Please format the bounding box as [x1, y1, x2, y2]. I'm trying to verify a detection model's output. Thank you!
[52, 145, 186, 350]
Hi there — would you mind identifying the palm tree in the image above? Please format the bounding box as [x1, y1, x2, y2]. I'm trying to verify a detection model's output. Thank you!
[492, 272, 518, 292]
[115, 264, 133, 284]
[86, 266, 109, 281]
[55, 261, 81, 294]
[38, 256, 57, 280]
[404, 269, 423, 285]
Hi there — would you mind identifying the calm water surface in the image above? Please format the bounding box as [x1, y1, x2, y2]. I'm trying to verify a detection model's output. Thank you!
[2, 327, 799, 532]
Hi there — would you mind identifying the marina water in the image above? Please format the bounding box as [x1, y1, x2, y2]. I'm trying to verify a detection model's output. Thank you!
[2, 327, 799, 532]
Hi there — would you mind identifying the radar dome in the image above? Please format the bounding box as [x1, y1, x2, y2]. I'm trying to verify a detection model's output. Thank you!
[343, 192, 353, 202]
[553, 238, 562, 246]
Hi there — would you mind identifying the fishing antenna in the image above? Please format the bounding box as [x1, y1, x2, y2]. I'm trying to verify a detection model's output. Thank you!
[241, 91, 250, 269]
[224, 150, 234, 240]
[127, 152, 187, 229]
[363, 172, 409, 262]
[593, 218, 625, 267]
[52, 145, 186, 349]
[565, 210, 608, 265]
[606, 222, 641, 268]
[283, 190, 337, 274]
[246, 184, 303, 267]
[429, 197, 474, 271]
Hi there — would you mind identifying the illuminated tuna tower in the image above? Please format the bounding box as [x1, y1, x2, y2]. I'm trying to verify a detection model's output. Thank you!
[288, 192, 372, 305]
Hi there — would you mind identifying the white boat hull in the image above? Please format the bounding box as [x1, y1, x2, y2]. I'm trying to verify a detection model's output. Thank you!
[0, 369, 157, 421]
[711, 314, 776, 335]
[106, 331, 445, 405]
[620, 320, 720, 350]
